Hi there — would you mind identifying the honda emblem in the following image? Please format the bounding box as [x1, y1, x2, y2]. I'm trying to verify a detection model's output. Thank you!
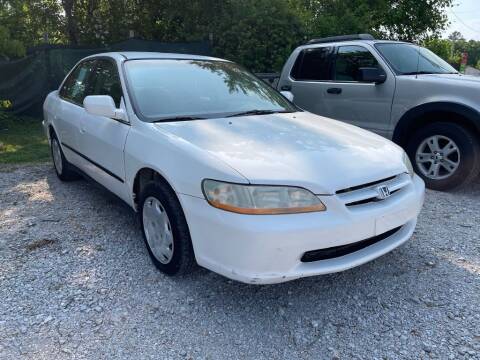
[376, 185, 391, 200]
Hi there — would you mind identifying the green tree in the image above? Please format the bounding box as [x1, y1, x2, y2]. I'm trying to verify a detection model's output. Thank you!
[104, 0, 305, 72]
[0, 25, 26, 59]
[0, 0, 457, 72]
[1, 0, 65, 46]
[448, 31, 465, 41]
[213, 0, 304, 72]
[296, 0, 453, 41]
[423, 38, 453, 61]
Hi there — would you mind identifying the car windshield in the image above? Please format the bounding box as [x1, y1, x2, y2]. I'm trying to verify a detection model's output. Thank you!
[124, 59, 296, 122]
[375, 43, 457, 75]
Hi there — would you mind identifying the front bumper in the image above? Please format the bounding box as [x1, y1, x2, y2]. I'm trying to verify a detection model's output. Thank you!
[179, 175, 425, 284]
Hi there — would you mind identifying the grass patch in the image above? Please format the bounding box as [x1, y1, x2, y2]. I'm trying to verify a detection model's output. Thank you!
[0, 112, 50, 164]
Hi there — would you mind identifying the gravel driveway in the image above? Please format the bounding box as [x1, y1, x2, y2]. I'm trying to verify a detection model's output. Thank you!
[1, 164, 479, 360]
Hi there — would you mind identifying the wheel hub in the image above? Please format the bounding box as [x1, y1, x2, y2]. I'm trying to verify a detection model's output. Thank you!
[142, 196, 174, 264]
[415, 135, 460, 180]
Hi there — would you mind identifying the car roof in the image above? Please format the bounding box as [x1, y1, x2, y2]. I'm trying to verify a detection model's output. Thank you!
[84, 51, 225, 62]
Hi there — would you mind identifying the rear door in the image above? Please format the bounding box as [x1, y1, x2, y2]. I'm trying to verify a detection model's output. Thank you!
[76, 58, 130, 201]
[326, 45, 395, 136]
[55, 59, 96, 167]
[282, 46, 336, 117]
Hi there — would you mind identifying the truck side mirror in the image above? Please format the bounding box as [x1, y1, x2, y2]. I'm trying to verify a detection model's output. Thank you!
[358, 67, 386, 84]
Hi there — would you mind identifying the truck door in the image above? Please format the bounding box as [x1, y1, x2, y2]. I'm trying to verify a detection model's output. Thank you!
[278, 46, 336, 119]
[322, 45, 395, 137]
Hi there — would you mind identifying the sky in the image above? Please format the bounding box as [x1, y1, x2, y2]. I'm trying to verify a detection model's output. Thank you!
[444, 0, 480, 40]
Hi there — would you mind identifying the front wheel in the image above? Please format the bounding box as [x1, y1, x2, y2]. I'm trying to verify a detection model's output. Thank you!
[406, 122, 480, 191]
[139, 182, 196, 275]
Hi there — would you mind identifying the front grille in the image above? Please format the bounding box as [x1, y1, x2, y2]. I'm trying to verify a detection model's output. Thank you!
[301, 226, 402, 262]
[336, 173, 410, 207]
[336, 175, 396, 194]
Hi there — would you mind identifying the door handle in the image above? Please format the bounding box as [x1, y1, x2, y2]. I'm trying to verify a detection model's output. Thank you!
[327, 87, 342, 94]
[80, 127, 86, 134]
[280, 85, 292, 91]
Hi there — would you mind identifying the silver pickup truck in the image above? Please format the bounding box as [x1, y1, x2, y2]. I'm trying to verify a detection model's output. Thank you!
[270, 34, 480, 190]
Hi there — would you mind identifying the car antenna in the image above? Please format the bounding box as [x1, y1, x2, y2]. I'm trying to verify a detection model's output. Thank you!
[415, 43, 421, 79]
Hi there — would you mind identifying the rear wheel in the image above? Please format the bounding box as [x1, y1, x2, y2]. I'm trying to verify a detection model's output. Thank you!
[50, 133, 79, 181]
[406, 122, 480, 190]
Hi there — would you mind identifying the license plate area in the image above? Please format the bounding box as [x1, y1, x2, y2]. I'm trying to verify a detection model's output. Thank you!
[375, 208, 411, 235]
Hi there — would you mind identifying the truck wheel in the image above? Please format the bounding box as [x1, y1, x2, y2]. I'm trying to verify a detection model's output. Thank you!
[50, 134, 80, 181]
[139, 182, 196, 275]
[406, 122, 480, 191]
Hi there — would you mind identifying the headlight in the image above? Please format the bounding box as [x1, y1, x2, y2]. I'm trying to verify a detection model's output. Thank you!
[403, 152, 415, 178]
[202, 179, 326, 214]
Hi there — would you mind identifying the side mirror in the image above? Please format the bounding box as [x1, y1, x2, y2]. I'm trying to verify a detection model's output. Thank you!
[84, 95, 126, 120]
[280, 91, 294, 102]
[358, 67, 386, 84]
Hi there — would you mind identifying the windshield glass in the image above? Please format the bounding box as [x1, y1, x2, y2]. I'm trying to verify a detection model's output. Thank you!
[375, 43, 457, 75]
[124, 59, 296, 121]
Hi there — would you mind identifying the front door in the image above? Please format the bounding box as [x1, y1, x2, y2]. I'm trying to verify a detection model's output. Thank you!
[282, 46, 336, 118]
[324, 45, 395, 137]
[77, 58, 131, 202]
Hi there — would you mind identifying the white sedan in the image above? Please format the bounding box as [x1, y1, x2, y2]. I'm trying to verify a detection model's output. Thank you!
[43, 52, 425, 284]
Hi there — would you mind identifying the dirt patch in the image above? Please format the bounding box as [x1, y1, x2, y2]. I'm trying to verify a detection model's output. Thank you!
[25, 238, 57, 251]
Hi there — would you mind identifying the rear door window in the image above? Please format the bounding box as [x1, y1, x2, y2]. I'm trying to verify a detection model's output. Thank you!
[334, 46, 381, 81]
[60, 60, 96, 105]
[290, 47, 334, 81]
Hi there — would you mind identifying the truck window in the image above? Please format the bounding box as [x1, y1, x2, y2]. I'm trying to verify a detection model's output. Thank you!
[290, 47, 333, 81]
[334, 46, 380, 81]
[375, 43, 457, 75]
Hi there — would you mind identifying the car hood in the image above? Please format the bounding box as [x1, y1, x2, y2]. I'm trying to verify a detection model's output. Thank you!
[155, 112, 407, 194]
[422, 73, 480, 84]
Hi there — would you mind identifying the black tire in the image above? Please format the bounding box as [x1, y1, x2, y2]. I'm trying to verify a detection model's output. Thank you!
[50, 133, 80, 181]
[406, 122, 480, 191]
[139, 182, 196, 275]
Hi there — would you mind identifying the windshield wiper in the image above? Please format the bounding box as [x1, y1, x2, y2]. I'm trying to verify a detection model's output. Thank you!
[153, 115, 207, 122]
[226, 109, 294, 118]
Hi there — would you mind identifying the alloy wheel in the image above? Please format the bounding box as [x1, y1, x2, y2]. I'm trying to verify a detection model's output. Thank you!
[415, 135, 460, 180]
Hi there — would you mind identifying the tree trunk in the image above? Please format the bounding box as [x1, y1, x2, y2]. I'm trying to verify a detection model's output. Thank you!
[61, 0, 78, 45]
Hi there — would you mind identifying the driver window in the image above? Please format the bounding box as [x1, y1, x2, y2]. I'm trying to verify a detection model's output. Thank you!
[60, 60, 96, 105]
[334, 46, 380, 82]
[88, 59, 123, 108]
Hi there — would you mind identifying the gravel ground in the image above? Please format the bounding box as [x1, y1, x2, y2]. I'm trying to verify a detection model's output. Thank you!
[0, 164, 479, 360]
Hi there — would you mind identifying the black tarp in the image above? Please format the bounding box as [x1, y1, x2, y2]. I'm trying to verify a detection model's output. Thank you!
[0, 39, 212, 116]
